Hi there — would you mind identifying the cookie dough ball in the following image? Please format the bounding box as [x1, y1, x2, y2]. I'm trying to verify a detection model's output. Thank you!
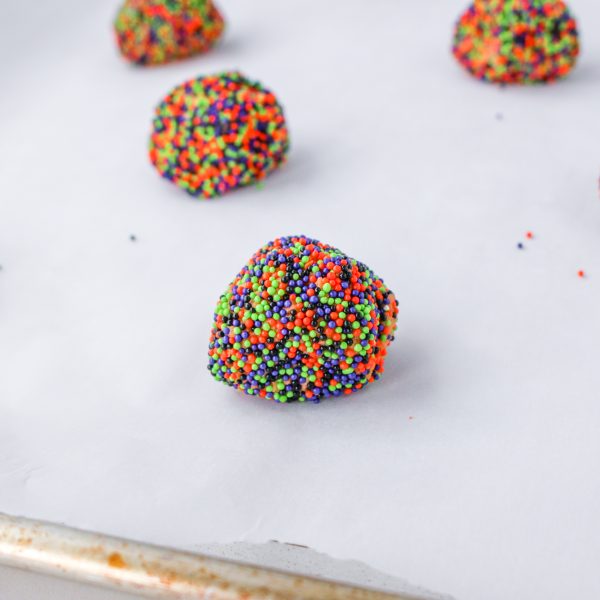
[452, 0, 579, 84]
[149, 72, 290, 198]
[208, 235, 398, 403]
[114, 0, 224, 65]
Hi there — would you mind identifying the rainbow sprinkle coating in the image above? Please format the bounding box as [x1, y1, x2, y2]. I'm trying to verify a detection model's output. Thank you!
[452, 0, 579, 84]
[208, 235, 398, 403]
[114, 0, 224, 66]
[149, 72, 290, 198]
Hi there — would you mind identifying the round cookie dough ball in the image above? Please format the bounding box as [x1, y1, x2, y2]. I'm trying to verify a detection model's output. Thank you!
[452, 0, 579, 84]
[208, 235, 398, 403]
[149, 72, 290, 198]
[114, 0, 224, 66]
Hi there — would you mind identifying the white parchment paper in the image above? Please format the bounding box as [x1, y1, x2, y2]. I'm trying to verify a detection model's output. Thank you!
[1, 1, 600, 599]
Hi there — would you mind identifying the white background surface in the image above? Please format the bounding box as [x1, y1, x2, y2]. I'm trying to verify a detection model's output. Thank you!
[0, 565, 143, 600]
[1, 1, 600, 599]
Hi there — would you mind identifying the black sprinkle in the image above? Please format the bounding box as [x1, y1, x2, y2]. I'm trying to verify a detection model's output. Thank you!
[130, 235, 137, 242]
[517, 243, 524, 250]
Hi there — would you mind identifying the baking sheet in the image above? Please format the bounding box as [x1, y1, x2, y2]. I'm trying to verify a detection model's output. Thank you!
[1, 1, 600, 599]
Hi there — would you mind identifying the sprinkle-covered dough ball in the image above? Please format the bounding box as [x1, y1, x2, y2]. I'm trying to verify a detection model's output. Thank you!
[208, 235, 398, 403]
[114, 0, 224, 66]
[452, 0, 579, 84]
[149, 72, 290, 198]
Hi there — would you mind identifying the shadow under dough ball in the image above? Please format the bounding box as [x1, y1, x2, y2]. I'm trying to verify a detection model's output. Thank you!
[149, 71, 290, 198]
[114, 0, 224, 65]
[452, 0, 579, 84]
[208, 235, 398, 403]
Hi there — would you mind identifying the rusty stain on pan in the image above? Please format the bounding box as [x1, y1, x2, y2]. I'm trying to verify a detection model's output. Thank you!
[0, 513, 423, 600]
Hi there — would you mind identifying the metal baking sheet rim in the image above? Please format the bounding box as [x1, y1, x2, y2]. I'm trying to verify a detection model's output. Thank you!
[0, 513, 423, 600]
